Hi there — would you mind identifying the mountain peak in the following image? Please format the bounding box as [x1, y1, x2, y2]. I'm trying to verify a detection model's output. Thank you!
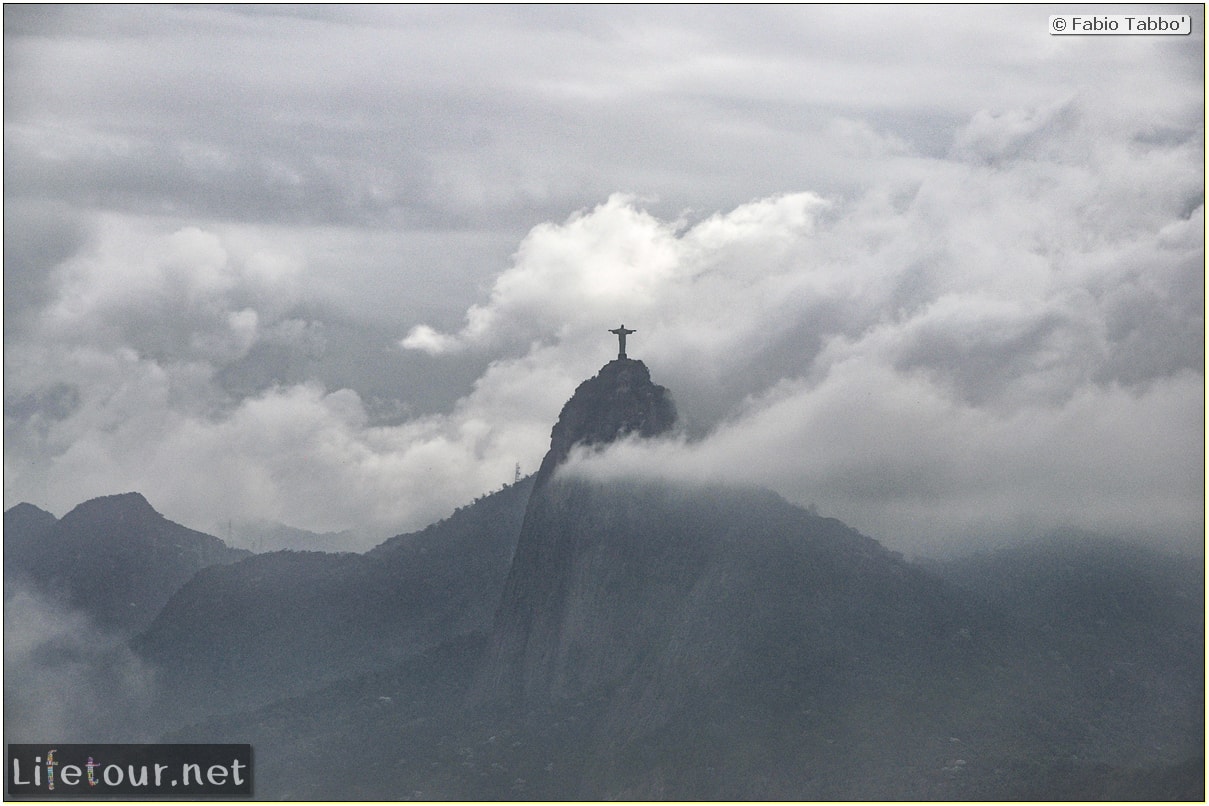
[535, 357, 676, 483]
[4, 503, 59, 571]
[61, 491, 159, 525]
[4, 501, 57, 523]
[8, 491, 248, 632]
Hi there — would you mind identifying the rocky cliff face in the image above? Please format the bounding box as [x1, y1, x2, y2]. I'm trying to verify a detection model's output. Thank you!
[479, 358, 678, 704]
[533, 358, 676, 484]
[475, 357, 986, 770]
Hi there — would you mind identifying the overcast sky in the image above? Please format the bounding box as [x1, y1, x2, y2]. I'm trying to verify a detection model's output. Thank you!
[4, 4, 1203, 555]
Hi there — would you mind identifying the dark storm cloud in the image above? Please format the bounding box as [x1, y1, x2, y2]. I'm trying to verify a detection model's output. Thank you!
[1, 5, 1100, 228]
[3, 200, 89, 339]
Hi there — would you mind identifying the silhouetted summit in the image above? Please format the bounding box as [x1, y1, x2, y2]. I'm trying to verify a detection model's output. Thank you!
[4, 492, 248, 631]
[536, 357, 676, 483]
[3, 501, 57, 534]
[3, 502, 58, 576]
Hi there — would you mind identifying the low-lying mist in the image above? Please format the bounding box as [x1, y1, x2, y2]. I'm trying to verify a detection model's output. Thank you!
[4, 584, 160, 743]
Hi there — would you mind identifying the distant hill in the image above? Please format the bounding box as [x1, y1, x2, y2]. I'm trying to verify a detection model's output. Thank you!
[3, 492, 249, 632]
[228, 519, 377, 553]
[135, 476, 534, 723]
[3, 502, 59, 581]
[927, 528, 1204, 638]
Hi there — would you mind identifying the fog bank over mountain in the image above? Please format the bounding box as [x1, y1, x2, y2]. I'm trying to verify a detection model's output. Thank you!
[559, 361, 1202, 558]
[4, 584, 160, 743]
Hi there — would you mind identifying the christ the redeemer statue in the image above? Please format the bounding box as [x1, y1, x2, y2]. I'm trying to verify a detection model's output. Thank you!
[609, 324, 635, 359]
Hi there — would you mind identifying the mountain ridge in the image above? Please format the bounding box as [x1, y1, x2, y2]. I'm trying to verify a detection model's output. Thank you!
[134, 475, 536, 724]
[4, 491, 249, 632]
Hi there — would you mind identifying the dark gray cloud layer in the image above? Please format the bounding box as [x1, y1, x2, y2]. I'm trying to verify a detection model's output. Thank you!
[4, 5, 1203, 555]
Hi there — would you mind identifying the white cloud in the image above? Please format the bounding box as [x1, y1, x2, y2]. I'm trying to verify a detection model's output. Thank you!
[403, 193, 687, 355]
[400, 324, 464, 355]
